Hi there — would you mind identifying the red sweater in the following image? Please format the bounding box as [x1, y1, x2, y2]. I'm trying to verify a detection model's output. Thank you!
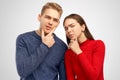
[65, 40, 105, 80]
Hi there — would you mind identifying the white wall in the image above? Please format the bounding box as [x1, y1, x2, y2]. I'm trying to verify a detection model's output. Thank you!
[0, 0, 120, 80]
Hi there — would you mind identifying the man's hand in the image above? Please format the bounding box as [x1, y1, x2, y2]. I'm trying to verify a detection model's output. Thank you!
[41, 28, 55, 48]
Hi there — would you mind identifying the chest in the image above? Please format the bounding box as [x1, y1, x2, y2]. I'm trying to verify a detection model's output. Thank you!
[26, 39, 65, 65]
[70, 43, 95, 68]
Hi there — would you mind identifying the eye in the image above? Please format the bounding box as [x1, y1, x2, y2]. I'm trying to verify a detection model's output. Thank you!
[70, 24, 75, 28]
[45, 15, 51, 19]
[64, 27, 68, 31]
[53, 18, 59, 23]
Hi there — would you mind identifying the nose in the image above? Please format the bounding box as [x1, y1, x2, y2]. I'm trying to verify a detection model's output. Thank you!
[67, 27, 72, 33]
[49, 19, 53, 25]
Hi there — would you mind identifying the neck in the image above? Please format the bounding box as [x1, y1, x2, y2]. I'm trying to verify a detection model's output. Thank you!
[36, 29, 41, 36]
[78, 33, 87, 44]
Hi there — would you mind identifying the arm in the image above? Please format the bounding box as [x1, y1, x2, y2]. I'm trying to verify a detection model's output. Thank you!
[58, 58, 66, 80]
[64, 50, 75, 80]
[77, 40, 105, 80]
[58, 44, 67, 80]
[16, 35, 49, 78]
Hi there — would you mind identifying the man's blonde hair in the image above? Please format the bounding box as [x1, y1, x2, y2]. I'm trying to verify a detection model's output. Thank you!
[41, 2, 63, 17]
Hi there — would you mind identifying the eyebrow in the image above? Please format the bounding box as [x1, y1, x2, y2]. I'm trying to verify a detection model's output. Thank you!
[53, 18, 59, 22]
[65, 23, 74, 27]
[46, 14, 59, 19]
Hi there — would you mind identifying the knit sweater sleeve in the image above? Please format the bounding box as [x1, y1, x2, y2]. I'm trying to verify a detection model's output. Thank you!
[56, 39, 68, 80]
[58, 58, 66, 80]
[16, 34, 49, 78]
[77, 40, 105, 80]
[65, 50, 75, 80]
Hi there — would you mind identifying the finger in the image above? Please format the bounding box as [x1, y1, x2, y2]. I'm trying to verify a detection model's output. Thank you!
[70, 39, 74, 43]
[47, 27, 56, 36]
[49, 36, 53, 40]
[41, 28, 45, 39]
[68, 43, 72, 49]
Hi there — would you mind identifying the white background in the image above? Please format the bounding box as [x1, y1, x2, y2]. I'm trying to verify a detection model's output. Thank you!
[0, 0, 120, 80]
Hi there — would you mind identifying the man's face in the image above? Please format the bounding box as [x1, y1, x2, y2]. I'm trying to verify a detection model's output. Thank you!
[39, 8, 60, 35]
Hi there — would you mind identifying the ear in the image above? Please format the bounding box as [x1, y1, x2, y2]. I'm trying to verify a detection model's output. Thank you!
[38, 14, 41, 22]
[81, 24, 85, 31]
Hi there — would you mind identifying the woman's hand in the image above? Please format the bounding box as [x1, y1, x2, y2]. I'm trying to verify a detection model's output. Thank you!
[69, 38, 82, 55]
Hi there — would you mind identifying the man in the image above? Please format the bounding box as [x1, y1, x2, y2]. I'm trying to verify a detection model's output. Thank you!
[16, 2, 67, 80]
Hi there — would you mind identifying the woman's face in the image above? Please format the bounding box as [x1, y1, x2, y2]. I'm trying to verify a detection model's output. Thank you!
[64, 18, 85, 40]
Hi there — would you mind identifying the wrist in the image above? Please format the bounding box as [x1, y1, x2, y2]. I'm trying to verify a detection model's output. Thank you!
[76, 50, 82, 55]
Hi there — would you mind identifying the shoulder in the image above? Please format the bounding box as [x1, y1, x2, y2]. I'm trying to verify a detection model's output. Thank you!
[18, 30, 34, 37]
[16, 31, 35, 42]
[93, 39, 105, 50]
[89, 39, 104, 45]
[17, 31, 35, 38]
[86, 39, 105, 50]
[94, 40, 105, 46]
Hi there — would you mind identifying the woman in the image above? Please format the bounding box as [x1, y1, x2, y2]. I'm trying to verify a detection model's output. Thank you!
[63, 14, 105, 80]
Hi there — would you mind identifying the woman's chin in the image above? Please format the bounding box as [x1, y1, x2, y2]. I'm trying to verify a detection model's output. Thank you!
[70, 37, 76, 40]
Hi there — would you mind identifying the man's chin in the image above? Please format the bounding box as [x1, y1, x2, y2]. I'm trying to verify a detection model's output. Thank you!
[45, 29, 54, 34]
[44, 31, 51, 35]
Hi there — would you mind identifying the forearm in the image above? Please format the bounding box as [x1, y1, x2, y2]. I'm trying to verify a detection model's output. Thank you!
[59, 60, 66, 80]
[65, 52, 75, 80]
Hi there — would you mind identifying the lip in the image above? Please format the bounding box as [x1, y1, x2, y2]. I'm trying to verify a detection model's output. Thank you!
[68, 34, 74, 39]
[46, 26, 51, 30]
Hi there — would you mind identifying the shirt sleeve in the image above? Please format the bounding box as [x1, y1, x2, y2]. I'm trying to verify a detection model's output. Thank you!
[16, 35, 49, 78]
[58, 44, 67, 80]
[65, 51, 75, 80]
[58, 58, 66, 80]
[77, 40, 105, 80]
